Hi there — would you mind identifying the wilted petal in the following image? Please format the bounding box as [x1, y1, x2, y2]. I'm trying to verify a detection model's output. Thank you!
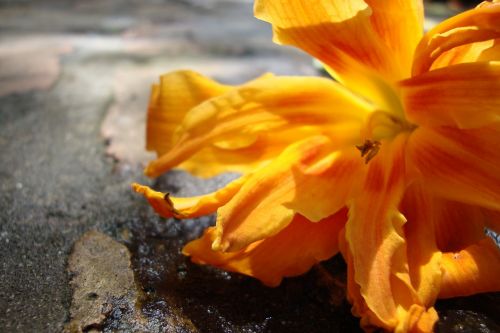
[412, 1, 500, 75]
[145, 74, 371, 178]
[255, 0, 423, 80]
[147, 70, 230, 155]
[364, 0, 424, 75]
[340, 224, 438, 333]
[439, 238, 500, 298]
[345, 133, 438, 331]
[174, 125, 356, 178]
[183, 209, 347, 287]
[430, 38, 500, 70]
[400, 62, 500, 128]
[400, 184, 500, 325]
[400, 183, 442, 308]
[131, 175, 247, 218]
[254, 1, 396, 77]
[484, 209, 500, 234]
[214, 136, 363, 252]
[254, 0, 424, 113]
[407, 126, 500, 211]
[432, 199, 488, 253]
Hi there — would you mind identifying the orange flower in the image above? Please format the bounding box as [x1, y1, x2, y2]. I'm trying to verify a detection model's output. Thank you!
[133, 1, 500, 332]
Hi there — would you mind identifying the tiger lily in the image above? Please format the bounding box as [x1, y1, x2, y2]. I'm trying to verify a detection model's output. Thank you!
[133, 0, 500, 332]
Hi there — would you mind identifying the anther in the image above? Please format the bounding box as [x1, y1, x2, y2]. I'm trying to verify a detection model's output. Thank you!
[356, 140, 381, 164]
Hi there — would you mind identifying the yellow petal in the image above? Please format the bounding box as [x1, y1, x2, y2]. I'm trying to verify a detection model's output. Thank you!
[399, 305, 438, 333]
[131, 175, 248, 218]
[254, 0, 423, 114]
[400, 183, 442, 308]
[407, 126, 500, 211]
[146, 70, 230, 155]
[325, 62, 406, 119]
[183, 209, 347, 287]
[340, 225, 438, 333]
[145, 73, 371, 178]
[430, 38, 500, 71]
[254, 0, 422, 81]
[399, 185, 499, 331]
[439, 237, 500, 298]
[364, 0, 424, 76]
[345, 133, 436, 331]
[412, 1, 500, 76]
[214, 136, 363, 252]
[176, 125, 355, 177]
[400, 62, 500, 128]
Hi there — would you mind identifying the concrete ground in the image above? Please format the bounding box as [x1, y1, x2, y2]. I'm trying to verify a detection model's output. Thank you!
[0, 1, 498, 332]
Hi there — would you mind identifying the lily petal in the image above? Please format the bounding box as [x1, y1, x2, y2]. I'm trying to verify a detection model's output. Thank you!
[254, 0, 394, 77]
[412, 1, 500, 75]
[341, 222, 438, 333]
[401, 62, 500, 128]
[484, 209, 500, 234]
[439, 238, 500, 298]
[131, 175, 248, 218]
[174, 125, 355, 178]
[183, 209, 347, 287]
[255, 0, 423, 80]
[432, 199, 488, 253]
[407, 126, 500, 211]
[147, 70, 230, 155]
[430, 38, 500, 70]
[364, 0, 424, 76]
[345, 133, 437, 331]
[400, 183, 442, 308]
[145, 73, 371, 178]
[214, 136, 363, 252]
[254, 0, 424, 113]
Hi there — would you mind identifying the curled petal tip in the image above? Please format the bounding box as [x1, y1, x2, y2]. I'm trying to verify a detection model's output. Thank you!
[211, 238, 222, 252]
[211, 227, 230, 252]
[131, 182, 145, 193]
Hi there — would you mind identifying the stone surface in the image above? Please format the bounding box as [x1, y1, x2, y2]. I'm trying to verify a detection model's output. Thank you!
[0, 1, 499, 333]
[436, 310, 500, 333]
[65, 230, 139, 332]
[64, 230, 198, 333]
[0, 37, 72, 97]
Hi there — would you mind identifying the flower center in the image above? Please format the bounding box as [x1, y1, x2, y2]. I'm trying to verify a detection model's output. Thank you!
[363, 110, 415, 140]
[357, 110, 416, 163]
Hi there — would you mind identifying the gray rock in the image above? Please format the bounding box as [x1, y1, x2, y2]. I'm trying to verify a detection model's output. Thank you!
[64, 230, 139, 333]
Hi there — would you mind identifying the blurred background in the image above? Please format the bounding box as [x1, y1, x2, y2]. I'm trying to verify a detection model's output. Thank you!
[1, 1, 495, 333]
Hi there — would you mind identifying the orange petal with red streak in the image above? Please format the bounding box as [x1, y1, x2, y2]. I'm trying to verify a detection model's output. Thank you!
[407, 126, 500, 211]
[412, 1, 500, 75]
[214, 136, 363, 252]
[401, 62, 500, 128]
[145, 74, 371, 178]
[146, 70, 230, 155]
[183, 210, 347, 287]
[439, 238, 500, 298]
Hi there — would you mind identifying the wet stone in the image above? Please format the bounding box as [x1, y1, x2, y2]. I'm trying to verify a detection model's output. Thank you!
[64, 230, 198, 333]
[436, 310, 500, 333]
[64, 230, 138, 333]
[435, 293, 500, 333]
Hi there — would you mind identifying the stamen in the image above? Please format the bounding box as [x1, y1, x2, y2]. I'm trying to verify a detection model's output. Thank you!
[356, 140, 381, 164]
